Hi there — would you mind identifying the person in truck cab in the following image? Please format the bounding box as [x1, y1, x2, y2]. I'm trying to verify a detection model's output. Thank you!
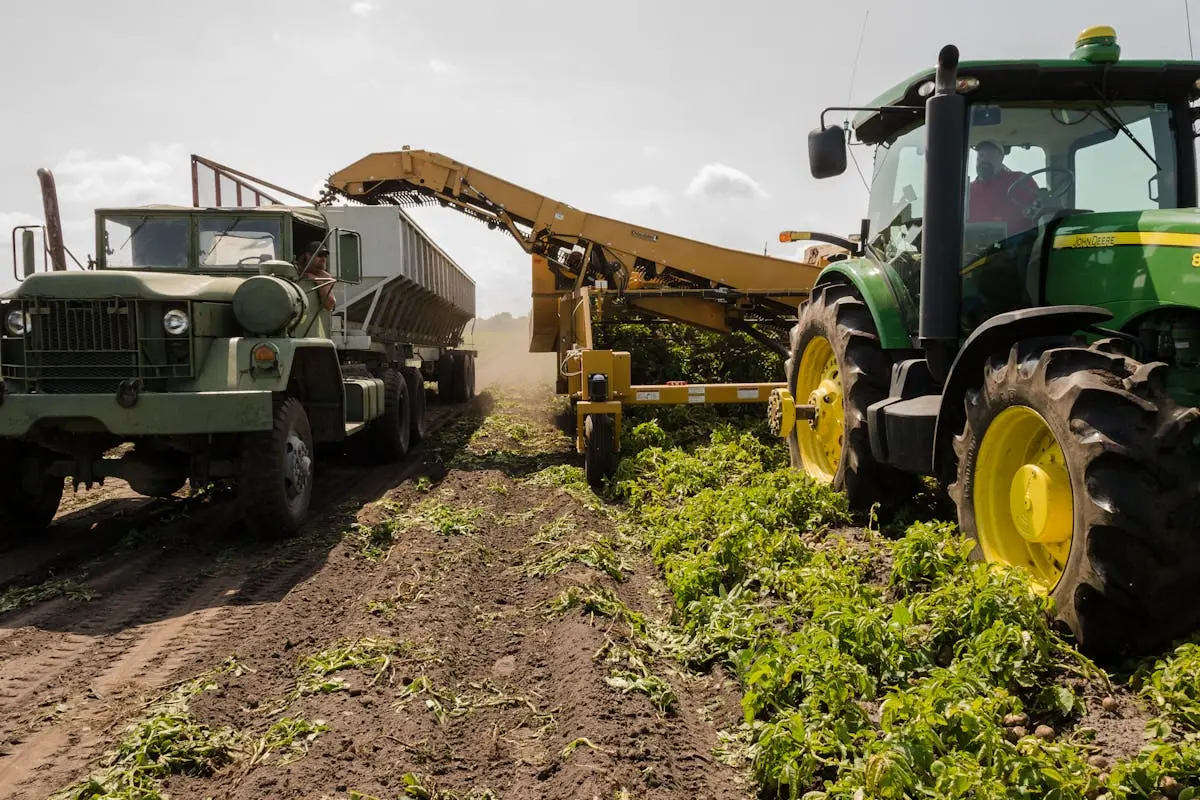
[298, 241, 337, 311]
[967, 139, 1039, 235]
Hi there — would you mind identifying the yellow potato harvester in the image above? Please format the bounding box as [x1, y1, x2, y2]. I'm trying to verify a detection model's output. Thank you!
[325, 149, 843, 485]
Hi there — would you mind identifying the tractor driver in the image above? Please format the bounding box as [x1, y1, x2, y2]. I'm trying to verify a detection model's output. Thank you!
[299, 241, 337, 311]
[967, 140, 1039, 235]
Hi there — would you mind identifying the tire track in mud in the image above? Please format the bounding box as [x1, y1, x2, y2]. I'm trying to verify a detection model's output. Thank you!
[0, 399, 472, 799]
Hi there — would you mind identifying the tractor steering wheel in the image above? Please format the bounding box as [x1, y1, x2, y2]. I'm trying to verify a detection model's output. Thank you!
[1007, 167, 1074, 218]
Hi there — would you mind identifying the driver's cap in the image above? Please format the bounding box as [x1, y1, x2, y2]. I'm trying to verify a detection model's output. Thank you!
[973, 139, 1004, 155]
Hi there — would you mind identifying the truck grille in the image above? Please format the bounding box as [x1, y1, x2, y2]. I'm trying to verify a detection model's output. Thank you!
[29, 298, 137, 354]
[1, 297, 193, 393]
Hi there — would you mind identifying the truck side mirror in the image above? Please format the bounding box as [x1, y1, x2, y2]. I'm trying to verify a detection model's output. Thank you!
[808, 125, 848, 179]
[337, 230, 362, 284]
[21, 229, 36, 278]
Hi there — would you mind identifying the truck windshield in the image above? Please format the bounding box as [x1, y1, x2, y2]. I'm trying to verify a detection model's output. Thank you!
[101, 214, 285, 271]
[199, 217, 283, 268]
[103, 216, 189, 269]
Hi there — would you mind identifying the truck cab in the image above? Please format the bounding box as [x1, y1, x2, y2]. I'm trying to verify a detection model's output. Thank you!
[1, 186, 476, 541]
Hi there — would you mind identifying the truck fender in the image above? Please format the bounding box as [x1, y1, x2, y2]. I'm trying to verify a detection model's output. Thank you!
[930, 305, 1113, 479]
[281, 342, 345, 443]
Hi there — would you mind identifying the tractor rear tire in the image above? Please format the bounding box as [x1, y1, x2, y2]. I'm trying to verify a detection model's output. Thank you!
[240, 397, 314, 540]
[949, 339, 1200, 658]
[403, 366, 427, 444]
[785, 280, 918, 512]
[356, 368, 412, 463]
[0, 444, 63, 539]
[584, 413, 617, 491]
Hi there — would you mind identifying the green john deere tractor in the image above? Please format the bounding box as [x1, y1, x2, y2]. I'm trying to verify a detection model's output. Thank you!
[769, 26, 1200, 658]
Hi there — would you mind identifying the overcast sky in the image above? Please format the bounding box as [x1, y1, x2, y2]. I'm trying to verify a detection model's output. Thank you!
[1, 0, 1195, 317]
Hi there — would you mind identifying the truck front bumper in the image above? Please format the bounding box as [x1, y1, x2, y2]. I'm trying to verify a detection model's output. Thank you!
[0, 390, 275, 437]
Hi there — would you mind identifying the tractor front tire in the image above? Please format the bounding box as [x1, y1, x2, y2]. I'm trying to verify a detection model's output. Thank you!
[950, 339, 1200, 658]
[240, 397, 314, 539]
[785, 281, 917, 512]
[584, 413, 617, 491]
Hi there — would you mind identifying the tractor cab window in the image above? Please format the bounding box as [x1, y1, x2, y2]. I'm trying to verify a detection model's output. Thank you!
[960, 101, 1179, 329]
[867, 121, 927, 328]
[103, 216, 189, 269]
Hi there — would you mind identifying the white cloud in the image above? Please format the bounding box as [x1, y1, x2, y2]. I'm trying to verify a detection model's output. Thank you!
[612, 185, 671, 212]
[641, 144, 660, 157]
[53, 144, 186, 205]
[684, 163, 769, 200]
[350, 1, 377, 16]
[427, 58, 455, 75]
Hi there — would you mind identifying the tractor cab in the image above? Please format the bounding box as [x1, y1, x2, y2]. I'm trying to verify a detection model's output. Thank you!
[812, 25, 1200, 341]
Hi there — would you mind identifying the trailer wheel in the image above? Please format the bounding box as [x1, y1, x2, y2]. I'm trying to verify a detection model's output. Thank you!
[357, 368, 412, 462]
[0, 444, 63, 538]
[451, 351, 471, 403]
[403, 366, 427, 444]
[438, 351, 458, 402]
[785, 281, 917, 512]
[950, 339, 1200, 657]
[240, 397, 314, 539]
[584, 413, 617, 491]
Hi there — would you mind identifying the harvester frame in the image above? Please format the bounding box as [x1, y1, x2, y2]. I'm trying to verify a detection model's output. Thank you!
[323, 149, 837, 484]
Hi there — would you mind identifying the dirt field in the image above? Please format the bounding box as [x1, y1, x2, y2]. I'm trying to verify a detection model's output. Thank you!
[0, 341, 751, 800]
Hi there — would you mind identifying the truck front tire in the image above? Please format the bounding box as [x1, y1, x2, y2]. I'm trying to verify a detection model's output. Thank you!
[0, 444, 63, 539]
[240, 397, 314, 539]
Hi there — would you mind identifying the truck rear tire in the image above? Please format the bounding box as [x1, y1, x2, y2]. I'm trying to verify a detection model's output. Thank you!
[584, 413, 616, 491]
[403, 366, 427, 444]
[0, 444, 63, 538]
[785, 280, 917, 513]
[438, 352, 458, 402]
[949, 339, 1200, 657]
[451, 351, 472, 403]
[240, 397, 314, 539]
[355, 368, 411, 462]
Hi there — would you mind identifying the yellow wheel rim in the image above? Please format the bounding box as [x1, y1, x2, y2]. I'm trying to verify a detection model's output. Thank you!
[794, 336, 844, 482]
[973, 405, 1073, 591]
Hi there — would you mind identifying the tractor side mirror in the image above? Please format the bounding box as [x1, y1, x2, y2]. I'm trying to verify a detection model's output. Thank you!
[808, 125, 848, 179]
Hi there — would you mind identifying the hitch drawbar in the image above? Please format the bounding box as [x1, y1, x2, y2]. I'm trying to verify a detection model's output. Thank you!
[767, 388, 818, 438]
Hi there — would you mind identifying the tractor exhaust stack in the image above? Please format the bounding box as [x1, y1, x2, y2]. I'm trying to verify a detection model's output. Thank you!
[919, 44, 967, 383]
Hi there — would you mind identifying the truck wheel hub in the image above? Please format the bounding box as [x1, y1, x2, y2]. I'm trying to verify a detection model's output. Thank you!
[285, 433, 312, 498]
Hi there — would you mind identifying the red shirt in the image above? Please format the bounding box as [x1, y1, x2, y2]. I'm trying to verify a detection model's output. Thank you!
[968, 169, 1039, 235]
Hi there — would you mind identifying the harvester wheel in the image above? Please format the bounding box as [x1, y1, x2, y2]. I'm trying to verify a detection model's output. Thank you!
[240, 397, 314, 539]
[785, 280, 917, 512]
[403, 366, 427, 444]
[0, 444, 63, 538]
[438, 351, 458, 402]
[950, 339, 1200, 657]
[584, 413, 617, 491]
[357, 368, 412, 462]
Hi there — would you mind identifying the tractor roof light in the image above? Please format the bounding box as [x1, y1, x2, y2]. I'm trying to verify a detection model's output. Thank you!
[1071, 25, 1120, 63]
[917, 76, 980, 98]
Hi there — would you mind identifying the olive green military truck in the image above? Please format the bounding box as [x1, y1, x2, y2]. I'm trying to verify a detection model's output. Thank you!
[2, 167, 476, 540]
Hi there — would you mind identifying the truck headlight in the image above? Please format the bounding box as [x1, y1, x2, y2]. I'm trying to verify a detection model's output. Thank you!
[5, 309, 29, 336]
[163, 308, 190, 335]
